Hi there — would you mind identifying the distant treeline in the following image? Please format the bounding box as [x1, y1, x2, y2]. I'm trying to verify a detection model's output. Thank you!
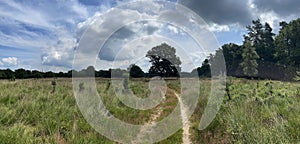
[0, 65, 208, 79]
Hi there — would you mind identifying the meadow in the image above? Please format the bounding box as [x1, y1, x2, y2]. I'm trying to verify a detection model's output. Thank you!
[0, 78, 299, 143]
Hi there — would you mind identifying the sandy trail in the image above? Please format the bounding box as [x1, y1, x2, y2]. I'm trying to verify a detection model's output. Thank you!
[131, 90, 191, 144]
[174, 91, 192, 144]
[131, 91, 165, 144]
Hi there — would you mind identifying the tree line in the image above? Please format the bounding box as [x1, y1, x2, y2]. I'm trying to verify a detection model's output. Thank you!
[207, 18, 300, 81]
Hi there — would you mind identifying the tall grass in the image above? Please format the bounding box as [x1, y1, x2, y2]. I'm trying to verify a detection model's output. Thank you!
[0, 78, 299, 143]
[189, 79, 300, 143]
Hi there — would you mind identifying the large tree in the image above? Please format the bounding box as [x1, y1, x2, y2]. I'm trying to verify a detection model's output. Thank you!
[244, 19, 275, 62]
[241, 19, 277, 79]
[240, 41, 259, 78]
[221, 43, 243, 75]
[146, 43, 181, 77]
[275, 19, 300, 68]
[128, 64, 144, 78]
[191, 59, 211, 77]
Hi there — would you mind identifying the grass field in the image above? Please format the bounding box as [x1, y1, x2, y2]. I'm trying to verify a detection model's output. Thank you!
[0, 78, 299, 143]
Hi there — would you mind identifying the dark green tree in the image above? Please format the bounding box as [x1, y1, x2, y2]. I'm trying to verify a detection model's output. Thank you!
[14, 68, 27, 79]
[128, 64, 144, 78]
[44, 71, 55, 78]
[86, 66, 95, 77]
[32, 70, 43, 78]
[221, 43, 243, 75]
[275, 18, 300, 68]
[261, 23, 275, 61]
[4, 69, 13, 79]
[244, 19, 275, 62]
[191, 59, 211, 77]
[0, 70, 7, 79]
[146, 43, 181, 77]
[245, 19, 263, 47]
[240, 41, 259, 78]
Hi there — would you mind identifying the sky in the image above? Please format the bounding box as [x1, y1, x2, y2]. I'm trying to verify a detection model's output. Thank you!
[0, 0, 299, 72]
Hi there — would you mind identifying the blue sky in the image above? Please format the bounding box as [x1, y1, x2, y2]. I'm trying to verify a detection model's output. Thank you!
[0, 0, 299, 72]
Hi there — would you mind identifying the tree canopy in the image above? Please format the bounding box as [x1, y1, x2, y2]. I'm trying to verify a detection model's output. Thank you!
[275, 18, 300, 68]
[128, 64, 145, 78]
[146, 43, 181, 77]
[240, 41, 259, 78]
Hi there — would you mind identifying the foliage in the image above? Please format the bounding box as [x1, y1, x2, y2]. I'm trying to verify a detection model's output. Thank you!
[240, 41, 259, 78]
[191, 59, 211, 77]
[206, 18, 300, 80]
[146, 43, 182, 77]
[128, 64, 145, 78]
[222, 43, 243, 74]
[275, 18, 300, 68]
[244, 19, 275, 62]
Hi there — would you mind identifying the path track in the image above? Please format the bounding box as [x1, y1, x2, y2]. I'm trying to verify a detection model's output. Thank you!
[174, 91, 192, 144]
[131, 89, 191, 144]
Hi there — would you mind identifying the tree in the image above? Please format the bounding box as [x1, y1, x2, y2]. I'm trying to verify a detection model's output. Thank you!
[261, 23, 275, 62]
[32, 70, 43, 78]
[275, 18, 300, 68]
[146, 43, 181, 77]
[86, 66, 95, 77]
[111, 68, 127, 78]
[221, 43, 243, 75]
[240, 41, 259, 78]
[245, 19, 263, 47]
[128, 64, 144, 78]
[4, 69, 13, 79]
[0, 70, 7, 79]
[191, 59, 211, 77]
[15, 68, 27, 79]
[44, 71, 55, 78]
[244, 19, 275, 62]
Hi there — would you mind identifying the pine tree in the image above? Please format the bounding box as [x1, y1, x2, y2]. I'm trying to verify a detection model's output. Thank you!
[240, 41, 259, 78]
[245, 19, 275, 62]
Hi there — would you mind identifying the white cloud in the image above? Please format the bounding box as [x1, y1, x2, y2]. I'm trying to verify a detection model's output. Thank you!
[1, 57, 18, 66]
[72, 0, 221, 72]
[0, 0, 89, 57]
[207, 23, 230, 32]
[248, 0, 299, 33]
[167, 25, 179, 34]
[0, 0, 219, 71]
[0, 0, 94, 70]
[41, 37, 77, 68]
[94, 32, 205, 72]
[74, 5, 160, 65]
[259, 11, 280, 30]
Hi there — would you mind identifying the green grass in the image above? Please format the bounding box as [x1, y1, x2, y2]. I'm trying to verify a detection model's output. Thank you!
[0, 78, 299, 143]
[189, 78, 300, 143]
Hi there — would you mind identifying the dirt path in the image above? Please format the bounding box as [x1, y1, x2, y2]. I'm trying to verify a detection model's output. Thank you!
[131, 90, 191, 144]
[131, 107, 163, 144]
[131, 92, 165, 144]
[174, 92, 192, 144]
